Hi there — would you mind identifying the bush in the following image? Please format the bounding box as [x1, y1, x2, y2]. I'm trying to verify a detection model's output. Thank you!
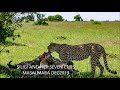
[74, 14, 83, 21]
[24, 19, 29, 23]
[90, 19, 94, 21]
[54, 14, 63, 21]
[42, 21, 48, 25]
[48, 14, 64, 21]
[93, 21, 101, 25]
[34, 20, 42, 25]
[0, 28, 14, 43]
[48, 16, 55, 21]
[34, 19, 48, 25]
[44, 18, 48, 21]
[0, 12, 40, 43]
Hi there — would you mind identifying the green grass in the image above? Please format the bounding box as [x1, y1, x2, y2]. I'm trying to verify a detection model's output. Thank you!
[0, 21, 120, 78]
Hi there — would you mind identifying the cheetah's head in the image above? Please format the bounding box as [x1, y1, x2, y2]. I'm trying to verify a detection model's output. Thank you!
[48, 43, 57, 53]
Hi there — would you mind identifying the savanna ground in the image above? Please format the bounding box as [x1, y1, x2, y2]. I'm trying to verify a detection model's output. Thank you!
[0, 21, 120, 78]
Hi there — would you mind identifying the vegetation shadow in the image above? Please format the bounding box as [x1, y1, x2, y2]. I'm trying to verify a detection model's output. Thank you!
[0, 41, 26, 53]
[69, 71, 91, 78]
[0, 64, 21, 78]
[106, 53, 120, 59]
[0, 41, 26, 47]
[56, 36, 67, 40]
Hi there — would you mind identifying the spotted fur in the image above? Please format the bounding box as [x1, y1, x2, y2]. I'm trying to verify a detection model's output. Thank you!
[48, 43, 117, 77]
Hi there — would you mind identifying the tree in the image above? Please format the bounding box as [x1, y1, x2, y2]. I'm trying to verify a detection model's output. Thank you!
[90, 19, 94, 21]
[0, 12, 38, 44]
[0, 12, 21, 43]
[48, 14, 64, 21]
[48, 16, 55, 21]
[26, 14, 34, 21]
[54, 14, 63, 21]
[36, 14, 45, 20]
[17, 13, 35, 22]
[44, 18, 48, 21]
[74, 14, 83, 21]
[34, 13, 48, 25]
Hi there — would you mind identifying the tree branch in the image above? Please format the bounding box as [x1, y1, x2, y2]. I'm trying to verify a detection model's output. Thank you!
[0, 45, 6, 53]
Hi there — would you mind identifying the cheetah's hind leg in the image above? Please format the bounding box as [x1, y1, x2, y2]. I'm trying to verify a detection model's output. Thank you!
[96, 60, 104, 77]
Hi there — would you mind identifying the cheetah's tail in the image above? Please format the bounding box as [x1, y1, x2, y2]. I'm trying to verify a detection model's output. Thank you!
[103, 53, 117, 74]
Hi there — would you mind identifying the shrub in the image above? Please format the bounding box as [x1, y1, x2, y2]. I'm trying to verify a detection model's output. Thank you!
[24, 19, 29, 23]
[93, 21, 101, 25]
[0, 27, 15, 43]
[74, 14, 83, 21]
[48, 14, 64, 21]
[34, 19, 48, 25]
[44, 18, 48, 21]
[42, 21, 48, 25]
[48, 16, 55, 21]
[90, 19, 94, 21]
[54, 14, 63, 21]
[34, 20, 42, 25]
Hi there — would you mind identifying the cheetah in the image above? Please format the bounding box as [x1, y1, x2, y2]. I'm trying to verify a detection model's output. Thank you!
[47, 43, 117, 77]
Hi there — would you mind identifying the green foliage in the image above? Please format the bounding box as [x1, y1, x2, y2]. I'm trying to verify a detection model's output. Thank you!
[74, 14, 83, 21]
[18, 14, 34, 22]
[74, 14, 81, 21]
[48, 14, 63, 21]
[34, 20, 42, 25]
[0, 12, 22, 43]
[0, 28, 14, 42]
[18, 17, 25, 22]
[54, 14, 63, 21]
[90, 19, 94, 21]
[42, 21, 48, 25]
[34, 19, 48, 25]
[93, 21, 102, 25]
[48, 16, 55, 21]
[24, 19, 29, 23]
[26, 14, 34, 21]
[0, 12, 39, 43]
[44, 18, 48, 21]
[36, 14, 45, 20]
[35, 13, 48, 25]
